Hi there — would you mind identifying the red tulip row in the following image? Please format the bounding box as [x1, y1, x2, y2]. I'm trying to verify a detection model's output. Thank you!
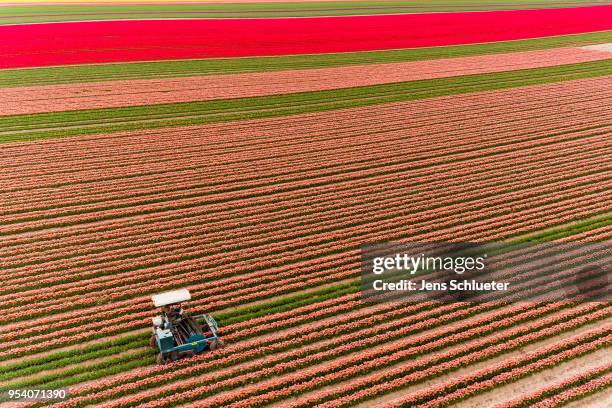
[499, 362, 612, 408]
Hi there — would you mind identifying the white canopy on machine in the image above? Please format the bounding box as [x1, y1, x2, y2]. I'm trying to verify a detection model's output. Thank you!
[152, 288, 191, 307]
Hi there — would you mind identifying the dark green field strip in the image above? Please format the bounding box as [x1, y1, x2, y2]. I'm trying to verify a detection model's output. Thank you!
[1, 60, 610, 143]
[515, 214, 612, 242]
[2, 1, 609, 24]
[0, 349, 154, 394]
[215, 281, 359, 326]
[1, 31, 611, 88]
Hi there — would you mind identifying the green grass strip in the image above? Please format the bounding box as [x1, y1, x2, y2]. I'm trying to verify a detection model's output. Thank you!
[0, 338, 148, 383]
[2, 1, 608, 25]
[0, 333, 144, 375]
[216, 281, 359, 326]
[0, 349, 154, 394]
[512, 213, 611, 242]
[1, 30, 611, 88]
[1, 281, 358, 372]
[1, 59, 610, 143]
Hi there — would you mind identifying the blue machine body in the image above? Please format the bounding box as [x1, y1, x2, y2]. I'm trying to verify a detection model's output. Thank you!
[156, 329, 214, 354]
[154, 313, 221, 358]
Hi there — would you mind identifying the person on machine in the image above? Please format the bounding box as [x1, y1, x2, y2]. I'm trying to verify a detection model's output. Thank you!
[162, 303, 184, 323]
[171, 303, 184, 320]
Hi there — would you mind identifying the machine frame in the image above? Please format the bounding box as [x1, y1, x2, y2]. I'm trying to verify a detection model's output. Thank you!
[150, 289, 224, 364]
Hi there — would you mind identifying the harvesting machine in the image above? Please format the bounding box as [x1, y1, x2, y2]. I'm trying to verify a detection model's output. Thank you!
[150, 288, 225, 364]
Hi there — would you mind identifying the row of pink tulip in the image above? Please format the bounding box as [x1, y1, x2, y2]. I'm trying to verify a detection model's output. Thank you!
[3, 125, 595, 263]
[384, 331, 611, 407]
[3, 176, 604, 332]
[199, 304, 608, 408]
[499, 361, 612, 408]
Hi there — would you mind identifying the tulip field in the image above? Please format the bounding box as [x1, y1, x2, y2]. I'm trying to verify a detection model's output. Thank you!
[0, 0, 611, 407]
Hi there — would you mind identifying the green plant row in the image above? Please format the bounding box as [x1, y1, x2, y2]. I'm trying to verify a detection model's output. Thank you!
[0, 334, 144, 376]
[77, 294, 609, 408]
[346, 319, 610, 408]
[1, 30, 610, 88]
[2, 281, 359, 370]
[2, 0, 605, 25]
[1, 59, 611, 143]
[5, 60, 606, 131]
[512, 213, 612, 242]
[0, 348, 154, 394]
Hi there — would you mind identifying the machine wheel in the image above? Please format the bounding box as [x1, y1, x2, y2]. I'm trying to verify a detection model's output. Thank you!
[169, 351, 180, 361]
[156, 353, 167, 365]
[149, 334, 157, 349]
[209, 339, 225, 351]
